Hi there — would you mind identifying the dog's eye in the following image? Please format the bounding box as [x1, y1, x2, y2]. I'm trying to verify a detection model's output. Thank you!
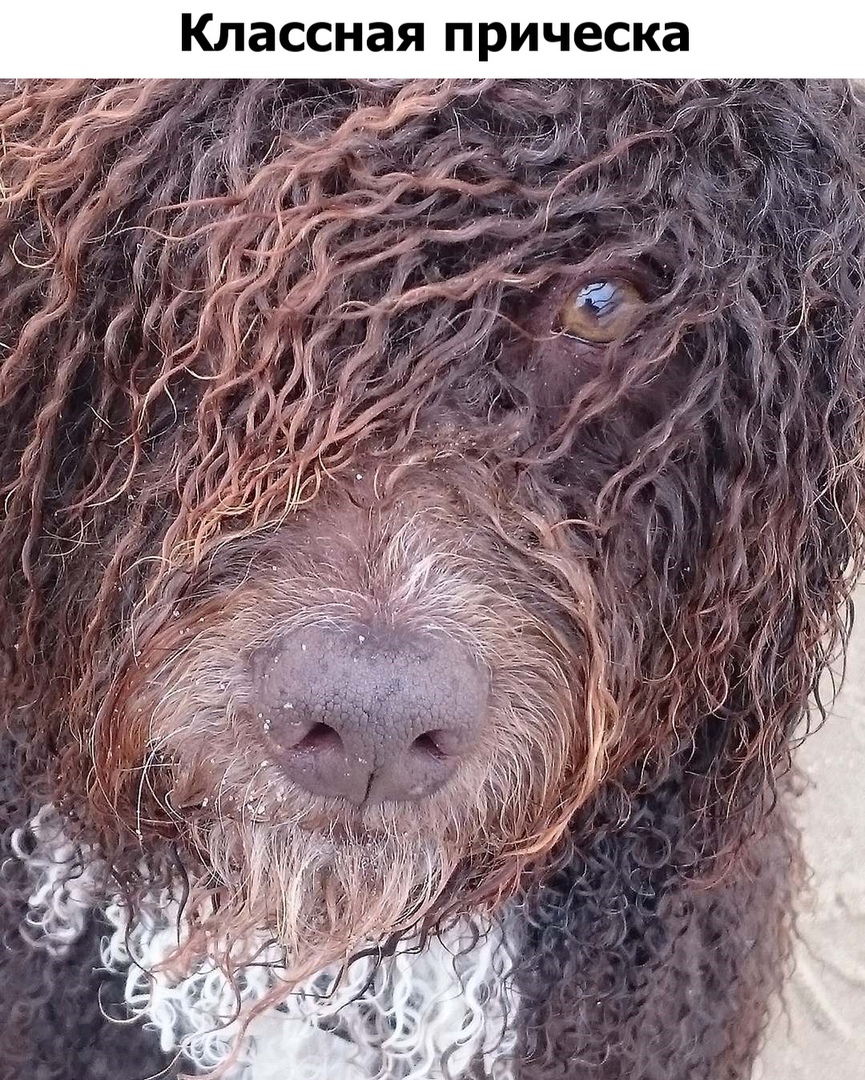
[558, 278, 647, 343]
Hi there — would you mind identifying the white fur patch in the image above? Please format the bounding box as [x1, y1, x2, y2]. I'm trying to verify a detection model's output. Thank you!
[14, 807, 521, 1080]
[10, 803, 107, 953]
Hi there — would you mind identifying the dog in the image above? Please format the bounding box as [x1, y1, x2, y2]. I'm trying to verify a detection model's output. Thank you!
[0, 78, 864, 1080]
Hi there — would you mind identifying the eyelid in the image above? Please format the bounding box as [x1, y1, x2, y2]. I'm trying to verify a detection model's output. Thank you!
[562, 254, 672, 300]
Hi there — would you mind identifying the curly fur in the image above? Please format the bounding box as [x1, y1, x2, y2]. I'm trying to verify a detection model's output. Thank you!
[14, 804, 521, 1079]
[1, 78, 864, 1080]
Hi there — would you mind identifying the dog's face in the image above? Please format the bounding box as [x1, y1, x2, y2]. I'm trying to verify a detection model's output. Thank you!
[2, 79, 864, 973]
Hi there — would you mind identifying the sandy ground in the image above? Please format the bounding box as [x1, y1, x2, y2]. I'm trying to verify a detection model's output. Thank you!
[756, 590, 865, 1079]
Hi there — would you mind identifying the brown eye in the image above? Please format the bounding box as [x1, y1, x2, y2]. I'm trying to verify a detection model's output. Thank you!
[559, 278, 647, 343]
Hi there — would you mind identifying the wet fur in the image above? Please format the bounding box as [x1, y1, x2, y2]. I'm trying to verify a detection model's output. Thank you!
[1, 79, 864, 1079]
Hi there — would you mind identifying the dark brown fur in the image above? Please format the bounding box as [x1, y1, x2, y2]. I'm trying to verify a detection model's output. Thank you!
[1, 79, 864, 1079]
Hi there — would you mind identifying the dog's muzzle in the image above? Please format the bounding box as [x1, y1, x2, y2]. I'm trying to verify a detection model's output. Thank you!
[247, 626, 489, 804]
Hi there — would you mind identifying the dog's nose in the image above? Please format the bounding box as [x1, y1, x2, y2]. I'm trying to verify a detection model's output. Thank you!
[248, 627, 488, 804]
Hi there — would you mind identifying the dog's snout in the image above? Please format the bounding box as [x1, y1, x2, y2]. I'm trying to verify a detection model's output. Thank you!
[248, 627, 488, 804]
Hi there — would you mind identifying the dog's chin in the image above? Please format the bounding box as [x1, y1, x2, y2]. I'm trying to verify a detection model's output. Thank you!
[141, 743, 532, 978]
[175, 800, 465, 978]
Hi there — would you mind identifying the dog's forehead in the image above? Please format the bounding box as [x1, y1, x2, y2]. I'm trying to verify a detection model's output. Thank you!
[114, 82, 829, 370]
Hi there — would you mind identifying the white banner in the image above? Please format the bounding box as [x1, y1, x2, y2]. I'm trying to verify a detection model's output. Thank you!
[0, 1, 861, 77]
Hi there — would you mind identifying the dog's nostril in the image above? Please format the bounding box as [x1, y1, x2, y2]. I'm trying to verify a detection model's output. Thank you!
[410, 731, 453, 761]
[292, 723, 343, 755]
